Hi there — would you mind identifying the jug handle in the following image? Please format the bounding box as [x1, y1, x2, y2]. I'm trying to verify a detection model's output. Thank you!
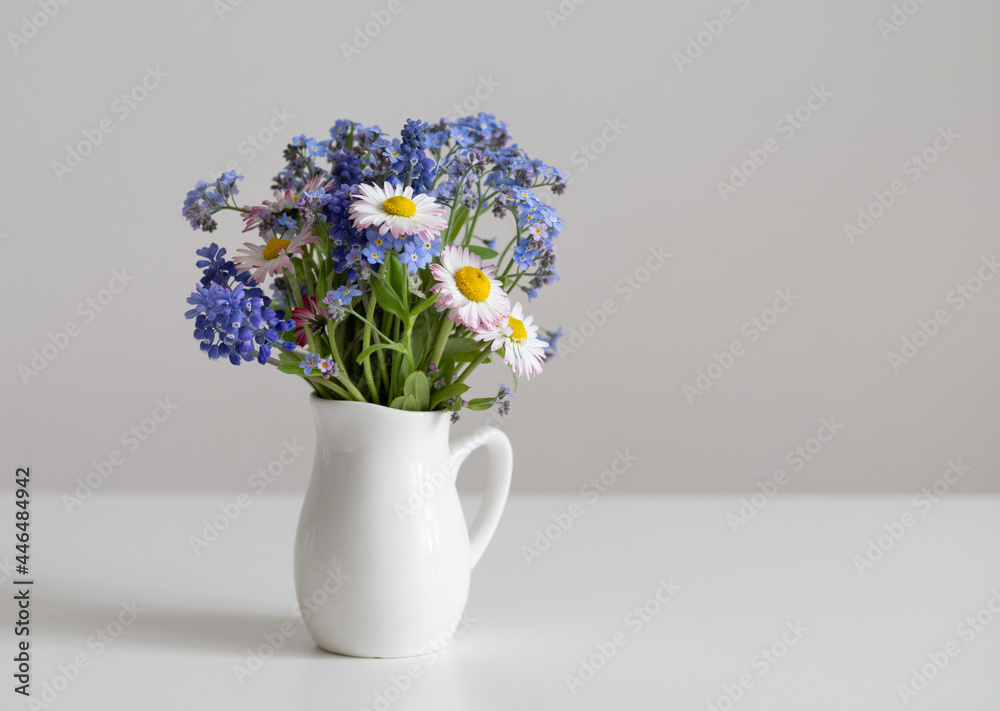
[449, 427, 513, 569]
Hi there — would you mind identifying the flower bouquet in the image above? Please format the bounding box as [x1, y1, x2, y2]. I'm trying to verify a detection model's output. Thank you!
[180, 114, 568, 656]
[181, 114, 565, 416]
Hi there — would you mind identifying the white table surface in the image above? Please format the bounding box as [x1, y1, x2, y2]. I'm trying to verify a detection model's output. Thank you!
[2, 492, 999, 710]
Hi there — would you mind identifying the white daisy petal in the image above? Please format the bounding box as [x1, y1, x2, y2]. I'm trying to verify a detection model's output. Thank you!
[473, 301, 548, 380]
[429, 245, 509, 331]
[348, 181, 448, 240]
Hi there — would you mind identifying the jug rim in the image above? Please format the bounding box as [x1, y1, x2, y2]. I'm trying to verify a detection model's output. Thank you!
[309, 393, 453, 420]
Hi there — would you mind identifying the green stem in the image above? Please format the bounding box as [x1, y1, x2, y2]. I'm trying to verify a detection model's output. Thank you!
[302, 250, 316, 298]
[428, 317, 452, 369]
[284, 267, 305, 310]
[389, 318, 402, 399]
[454, 345, 493, 386]
[377, 308, 391, 387]
[361, 293, 379, 400]
[346, 308, 394, 343]
[307, 374, 352, 400]
[462, 184, 484, 247]
[315, 221, 331, 294]
[404, 328, 415, 373]
[445, 167, 474, 245]
[327, 328, 366, 402]
[507, 273, 526, 293]
[498, 222, 523, 280]
[400, 268, 416, 374]
[430, 146, 460, 190]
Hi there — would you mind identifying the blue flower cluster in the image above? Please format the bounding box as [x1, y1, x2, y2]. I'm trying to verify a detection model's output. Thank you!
[492, 185, 563, 298]
[301, 119, 441, 277]
[185, 282, 295, 366]
[182, 171, 242, 232]
[180, 113, 567, 372]
[194, 242, 264, 298]
[428, 114, 566, 198]
[542, 326, 563, 359]
[417, 115, 567, 299]
[186, 242, 294, 366]
[398, 119, 436, 193]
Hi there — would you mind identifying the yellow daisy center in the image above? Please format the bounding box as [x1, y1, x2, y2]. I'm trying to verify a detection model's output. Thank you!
[262, 237, 291, 260]
[455, 266, 491, 302]
[508, 316, 528, 342]
[382, 195, 417, 217]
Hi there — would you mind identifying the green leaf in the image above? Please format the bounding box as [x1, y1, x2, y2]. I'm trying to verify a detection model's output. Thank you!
[390, 395, 406, 409]
[293, 257, 308, 290]
[356, 341, 407, 363]
[397, 353, 412, 382]
[467, 245, 498, 260]
[415, 381, 430, 410]
[409, 294, 438, 324]
[440, 356, 456, 387]
[401, 394, 420, 411]
[410, 311, 432, 367]
[385, 251, 409, 302]
[369, 274, 408, 323]
[447, 204, 469, 241]
[277, 362, 303, 375]
[403, 372, 430, 410]
[465, 400, 494, 412]
[442, 337, 479, 356]
[430, 383, 469, 409]
[454, 350, 490, 363]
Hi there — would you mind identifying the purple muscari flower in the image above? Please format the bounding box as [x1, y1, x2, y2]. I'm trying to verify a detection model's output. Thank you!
[194, 243, 264, 299]
[328, 148, 366, 187]
[185, 282, 293, 367]
[399, 119, 436, 191]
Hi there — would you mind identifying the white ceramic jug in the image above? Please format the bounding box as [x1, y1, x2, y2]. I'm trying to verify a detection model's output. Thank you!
[293, 396, 513, 658]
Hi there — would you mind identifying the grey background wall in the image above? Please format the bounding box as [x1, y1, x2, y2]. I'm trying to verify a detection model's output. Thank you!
[2, 0, 998, 496]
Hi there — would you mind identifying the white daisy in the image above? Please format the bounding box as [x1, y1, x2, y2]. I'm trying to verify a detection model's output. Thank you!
[232, 223, 318, 284]
[348, 181, 447, 240]
[430, 245, 510, 331]
[475, 302, 548, 380]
